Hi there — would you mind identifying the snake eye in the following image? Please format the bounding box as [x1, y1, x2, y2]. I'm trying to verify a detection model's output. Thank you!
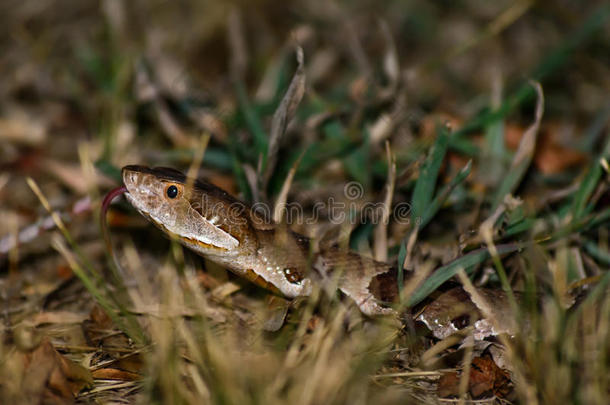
[166, 185, 179, 199]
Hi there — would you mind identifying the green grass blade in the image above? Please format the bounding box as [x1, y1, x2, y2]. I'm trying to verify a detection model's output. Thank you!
[411, 125, 450, 225]
[570, 136, 610, 220]
[419, 159, 472, 229]
[407, 243, 523, 307]
[235, 81, 268, 157]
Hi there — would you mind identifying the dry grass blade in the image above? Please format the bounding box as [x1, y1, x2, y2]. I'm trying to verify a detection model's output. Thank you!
[378, 19, 400, 98]
[135, 64, 194, 147]
[273, 150, 305, 223]
[263, 47, 306, 189]
[185, 133, 211, 191]
[374, 142, 396, 262]
[491, 81, 544, 209]
[511, 82, 544, 167]
[227, 7, 248, 83]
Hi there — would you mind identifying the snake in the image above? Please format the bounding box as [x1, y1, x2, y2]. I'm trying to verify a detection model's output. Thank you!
[104, 165, 524, 338]
[113, 165, 400, 316]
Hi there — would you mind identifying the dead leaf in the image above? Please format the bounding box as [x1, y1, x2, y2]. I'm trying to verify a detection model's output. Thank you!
[437, 356, 511, 399]
[437, 371, 460, 398]
[89, 305, 114, 330]
[469, 356, 511, 398]
[535, 142, 586, 174]
[20, 338, 92, 405]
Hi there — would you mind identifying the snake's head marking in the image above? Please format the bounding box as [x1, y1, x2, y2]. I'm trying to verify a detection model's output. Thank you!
[122, 165, 240, 252]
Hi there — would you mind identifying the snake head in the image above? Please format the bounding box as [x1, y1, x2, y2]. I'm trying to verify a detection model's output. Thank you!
[122, 165, 240, 252]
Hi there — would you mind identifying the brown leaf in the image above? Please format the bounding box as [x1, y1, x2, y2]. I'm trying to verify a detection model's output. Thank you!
[437, 371, 460, 398]
[535, 142, 586, 174]
[437, 357, 512, 399]
[114, 353, 144, 374]
[88, 305, 114, 329]
[534, 123, 587, 174]
[21, 338, 92, 405]
[504, 123, 524, 150]
[469, 356, 511, 398]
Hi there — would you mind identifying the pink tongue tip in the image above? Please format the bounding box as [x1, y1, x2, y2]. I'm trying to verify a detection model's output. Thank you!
[102, 186, 128, 217]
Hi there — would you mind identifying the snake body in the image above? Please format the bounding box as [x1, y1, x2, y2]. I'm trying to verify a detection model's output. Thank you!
[121, 165, 399, 316]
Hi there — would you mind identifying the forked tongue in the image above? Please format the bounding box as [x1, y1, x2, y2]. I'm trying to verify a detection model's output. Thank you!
[101, 186, 127, 251]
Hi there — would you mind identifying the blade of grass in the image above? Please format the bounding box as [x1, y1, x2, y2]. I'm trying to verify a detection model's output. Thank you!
[419, 159, 472, 229]
[570, 136, 610, 220]
[52, 235, 146, 345]
[584, 240, 610, 266]
[373, 142, 396, 262]
[491, 81, 543, 211]
[479, 73, 508, 186]
[411, 124, 450, 225]
[28, 178, 147, 345]
[549, 207, 610, 243]
[263, 47, 305, 190]
[235, 82, 268, 156]
[273, 150, 305, 223]
[344, 131, 371, 187]
[407, 242, 524, 307]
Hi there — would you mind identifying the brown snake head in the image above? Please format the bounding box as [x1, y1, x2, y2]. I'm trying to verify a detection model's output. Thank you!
[122, 165, 242, 254]
[121, 165, 313, 298]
